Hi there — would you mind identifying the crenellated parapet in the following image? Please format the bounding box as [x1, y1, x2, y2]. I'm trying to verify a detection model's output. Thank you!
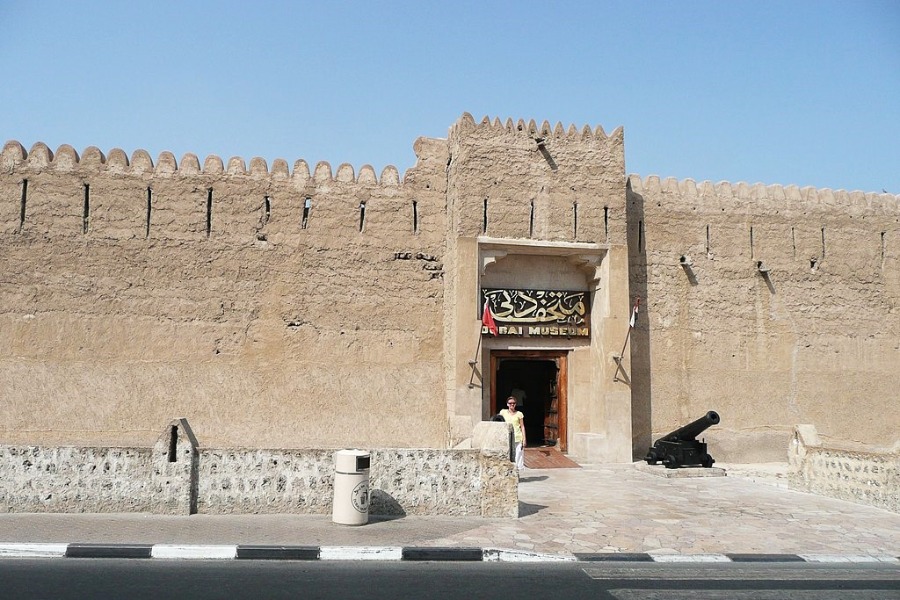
[450, 112, 624, 144]
[1, 140, 404, 187]
[445, 113, 626, 242]
[627, 173, 900, 275]
[628, 174, 899, 215]
[0, 136, 452, 244]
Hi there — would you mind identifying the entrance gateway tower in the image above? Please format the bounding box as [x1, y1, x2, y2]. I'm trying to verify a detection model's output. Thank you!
[444, 115, 633, 463]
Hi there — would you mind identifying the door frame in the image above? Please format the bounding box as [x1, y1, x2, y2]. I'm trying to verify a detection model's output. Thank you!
[490, 350, 568, 452]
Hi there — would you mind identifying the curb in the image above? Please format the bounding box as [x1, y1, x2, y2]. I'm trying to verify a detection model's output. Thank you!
[0, 544, 897, 563]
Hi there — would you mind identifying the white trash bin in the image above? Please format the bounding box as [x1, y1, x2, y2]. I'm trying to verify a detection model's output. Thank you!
[332, 449, 370, 525]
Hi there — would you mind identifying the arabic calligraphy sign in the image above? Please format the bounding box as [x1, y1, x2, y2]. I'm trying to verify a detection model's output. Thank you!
[481, 288, 591, 337]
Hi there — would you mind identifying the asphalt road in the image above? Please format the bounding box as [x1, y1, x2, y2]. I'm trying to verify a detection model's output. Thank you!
[0, 560, 897, 600]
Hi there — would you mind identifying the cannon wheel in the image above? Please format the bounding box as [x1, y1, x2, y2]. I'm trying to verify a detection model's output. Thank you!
[701, 454, 714, 468]
[663, 455, 678, 469]
[645, 450, 659, 465]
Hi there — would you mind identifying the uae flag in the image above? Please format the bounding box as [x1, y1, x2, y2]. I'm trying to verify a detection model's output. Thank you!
[482, 299, 499, 336]
[629, 297, 640, 328]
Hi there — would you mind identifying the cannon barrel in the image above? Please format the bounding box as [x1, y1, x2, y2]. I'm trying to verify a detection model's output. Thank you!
[658, 411, 720, 442]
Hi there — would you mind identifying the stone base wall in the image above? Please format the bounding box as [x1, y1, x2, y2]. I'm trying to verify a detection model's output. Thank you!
[0, 421, 517, 518]
[788, 424, 899, 513]
[0, 419, 199, 515]
[197, 447, 516, 517]
[0, 445, 154, 513]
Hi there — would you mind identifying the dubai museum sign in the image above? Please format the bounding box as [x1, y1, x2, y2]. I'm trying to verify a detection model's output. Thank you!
[481, 288, 590, 338]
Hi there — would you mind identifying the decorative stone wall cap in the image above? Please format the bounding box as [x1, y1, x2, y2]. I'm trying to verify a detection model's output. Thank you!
[793, 424, 822, 448]
[472, 421, 512, 454]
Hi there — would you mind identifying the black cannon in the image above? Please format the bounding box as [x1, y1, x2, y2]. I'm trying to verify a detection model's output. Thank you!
[645, 411, 720, 468]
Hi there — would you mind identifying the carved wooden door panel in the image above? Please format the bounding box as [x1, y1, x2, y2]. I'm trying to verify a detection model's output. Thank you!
[543, 361, 559, 445]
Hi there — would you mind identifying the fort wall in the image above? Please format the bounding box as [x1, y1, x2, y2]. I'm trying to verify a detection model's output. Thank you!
[0, 138, 449, 449]
[627, 176, 900, 460]
[2, 113, 898, 470]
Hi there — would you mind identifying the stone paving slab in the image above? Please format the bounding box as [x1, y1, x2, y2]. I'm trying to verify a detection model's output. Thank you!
[634, 462, 726, 478]
[428, 463, 900, 558]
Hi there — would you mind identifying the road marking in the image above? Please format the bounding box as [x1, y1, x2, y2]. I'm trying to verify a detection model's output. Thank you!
[651, 554, 730, 563]
[607, 590, 898, 599]
[401, 547, 483, 561]
[584, 566, 900, 581]
[484, 549, 576, 562]
[319, 546, 403, 561]
[800, 554, 899, 563]
[0, 543, 68, 558]
[150, 545, 237, 559]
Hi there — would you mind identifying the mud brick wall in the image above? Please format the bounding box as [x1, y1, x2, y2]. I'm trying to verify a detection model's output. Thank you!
[627, 177, 900, 461]
[0, 138, 448, 450]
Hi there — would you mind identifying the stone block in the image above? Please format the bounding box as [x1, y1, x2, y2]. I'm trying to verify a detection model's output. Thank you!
[472, 421, 512, 459]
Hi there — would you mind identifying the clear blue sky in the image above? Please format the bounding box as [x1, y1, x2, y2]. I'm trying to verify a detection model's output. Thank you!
[2, 1, 898, 193]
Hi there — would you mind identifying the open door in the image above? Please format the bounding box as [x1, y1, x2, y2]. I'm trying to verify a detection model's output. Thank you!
[491, 350, 568, 452]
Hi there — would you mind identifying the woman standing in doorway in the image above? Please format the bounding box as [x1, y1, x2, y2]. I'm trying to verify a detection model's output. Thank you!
[500, 395, 526, 470]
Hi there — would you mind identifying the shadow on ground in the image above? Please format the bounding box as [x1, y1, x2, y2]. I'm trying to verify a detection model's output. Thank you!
[519, 476, 549, 483]
[518, 502, 547, 517]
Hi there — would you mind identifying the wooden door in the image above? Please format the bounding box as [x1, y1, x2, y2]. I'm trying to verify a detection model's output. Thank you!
[490, 350, 568, 452]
